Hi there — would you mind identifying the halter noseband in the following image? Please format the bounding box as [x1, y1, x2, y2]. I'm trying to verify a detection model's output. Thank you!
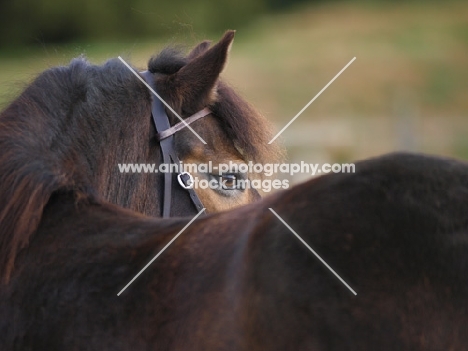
[141, 71, 209, 218]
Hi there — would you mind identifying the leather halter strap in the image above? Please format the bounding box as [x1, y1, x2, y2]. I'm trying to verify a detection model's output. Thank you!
[157, 107, 212, 141]
[140, 71, 206, 218]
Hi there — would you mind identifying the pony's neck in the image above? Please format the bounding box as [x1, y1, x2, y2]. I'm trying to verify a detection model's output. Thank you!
[0, 57, 162, 281]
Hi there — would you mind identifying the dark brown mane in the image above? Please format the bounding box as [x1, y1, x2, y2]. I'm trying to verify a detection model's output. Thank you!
[148, 46, 284, 164]
[0, 57, 153, 282]
[213, 80, 282, 164]
[148, 46, 188, 75]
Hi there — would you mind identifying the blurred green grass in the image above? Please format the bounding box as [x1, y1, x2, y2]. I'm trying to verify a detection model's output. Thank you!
[1, 1, 467, 182]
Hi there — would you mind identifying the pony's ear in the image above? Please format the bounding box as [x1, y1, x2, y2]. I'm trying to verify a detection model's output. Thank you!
[187, 40, 212, 60]
[158, 30, 235, 114]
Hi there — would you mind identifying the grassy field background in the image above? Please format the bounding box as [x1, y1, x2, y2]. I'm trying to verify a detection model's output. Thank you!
[1, 1, 467, 184]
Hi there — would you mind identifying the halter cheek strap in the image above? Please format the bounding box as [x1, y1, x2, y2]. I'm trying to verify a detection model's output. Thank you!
[140, 71, 207, 218]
